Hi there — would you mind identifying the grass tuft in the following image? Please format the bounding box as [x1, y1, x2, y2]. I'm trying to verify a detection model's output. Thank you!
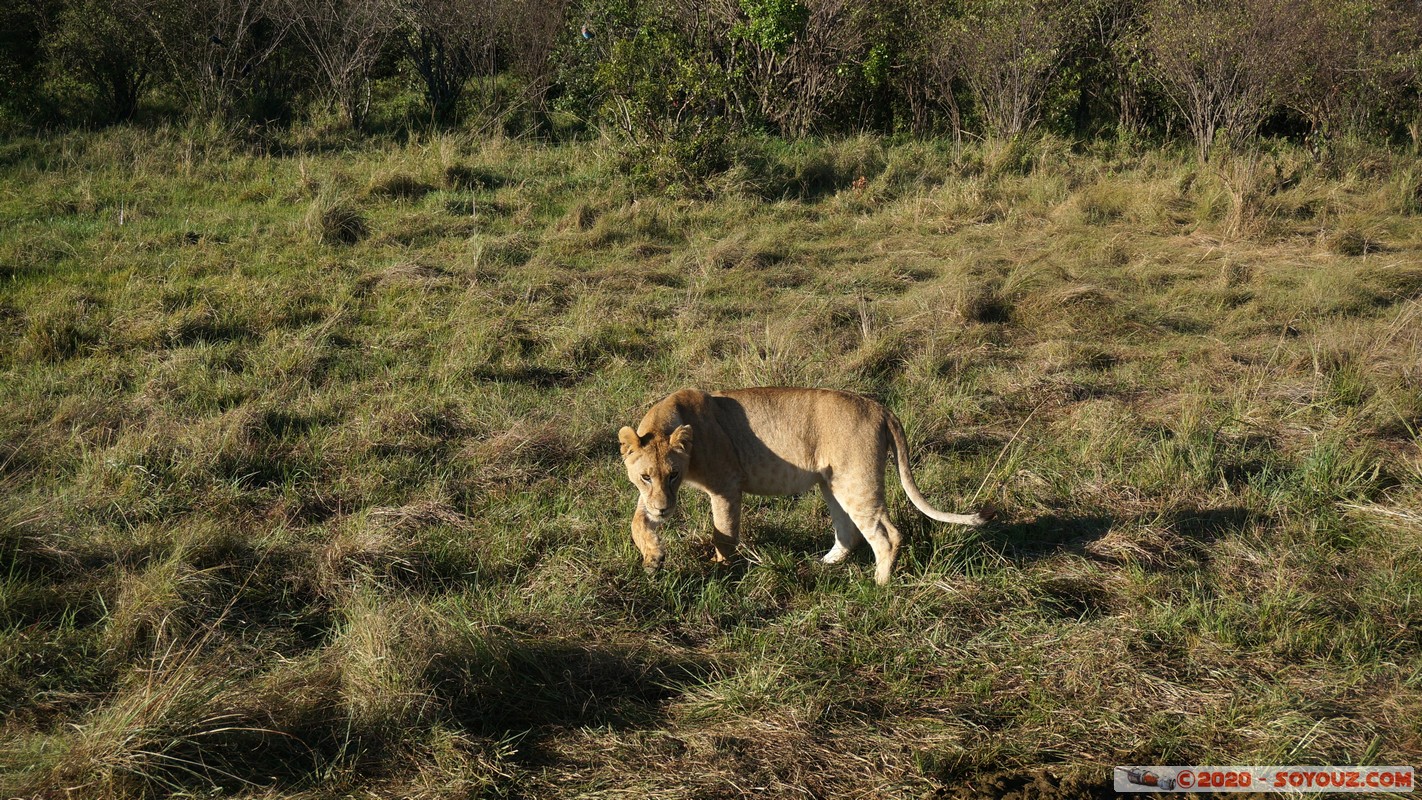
[955, 286, 1014, 325]
[444, 164, 503, 191]
[1328, 228, 1383, 257]
[307, 197, 369, 245]
[366, 172, 435, 200]
[1400, 169, 1422, 215]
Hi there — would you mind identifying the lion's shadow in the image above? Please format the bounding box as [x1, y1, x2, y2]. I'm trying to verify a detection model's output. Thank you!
[899, 504, 1253, 570]
[720, 499, 1253, 576]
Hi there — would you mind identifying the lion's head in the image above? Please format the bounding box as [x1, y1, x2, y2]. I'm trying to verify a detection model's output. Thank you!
[617, 423, 692, 525]
[618, 423, 693, 571]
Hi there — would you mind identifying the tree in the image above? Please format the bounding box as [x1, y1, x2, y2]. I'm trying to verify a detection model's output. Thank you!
[728, 0, 868, 136]
[592, 1, 730, 141]
[1383, 2, 1422, 149]
[1140, 0, 1289, 161]
[903, 9, 965, 140]
[497, 0, 568, 121]
[46, 0, 159, 121]
[1079, 0, 1151, 140]
[0, 0, 56, 121]
[285, 0, 396, 128]
[953, 0, 1069, 139]
[1266, 0, 1395, 144]
[848, 0, 962, 137]
[133, 0, 292, 119]
[1334, 0, 1422, 148]
[396, 0, 495, 124]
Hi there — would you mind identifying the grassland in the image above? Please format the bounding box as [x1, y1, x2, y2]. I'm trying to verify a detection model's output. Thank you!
[1, 126, 1420, 799]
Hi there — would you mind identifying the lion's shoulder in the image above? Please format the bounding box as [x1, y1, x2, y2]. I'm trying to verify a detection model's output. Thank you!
[636, 388, 715, 436]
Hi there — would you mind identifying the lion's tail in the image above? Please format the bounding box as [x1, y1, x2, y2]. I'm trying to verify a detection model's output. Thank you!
[886, 413, 990, 526]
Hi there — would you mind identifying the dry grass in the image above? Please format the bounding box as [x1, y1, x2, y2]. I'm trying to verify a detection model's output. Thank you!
[307, 196, 369, 245]
[1, 127, 1419, 799]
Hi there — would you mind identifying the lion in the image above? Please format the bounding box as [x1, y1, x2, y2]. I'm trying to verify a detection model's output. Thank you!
[617, 387, 991, 585]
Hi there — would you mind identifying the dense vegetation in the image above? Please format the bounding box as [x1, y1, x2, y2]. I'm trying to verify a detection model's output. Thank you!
[2, 0, 1421, 797]
[5, 1, 1422, 160]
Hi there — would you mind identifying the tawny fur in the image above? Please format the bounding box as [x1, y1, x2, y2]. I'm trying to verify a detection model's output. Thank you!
[617, 387, 989, 585]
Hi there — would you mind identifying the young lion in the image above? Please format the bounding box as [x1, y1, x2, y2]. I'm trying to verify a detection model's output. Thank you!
[617, 387, 990, 585]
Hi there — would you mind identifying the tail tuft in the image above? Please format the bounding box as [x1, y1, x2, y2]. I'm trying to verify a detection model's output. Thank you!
[971, 503, 999, 526]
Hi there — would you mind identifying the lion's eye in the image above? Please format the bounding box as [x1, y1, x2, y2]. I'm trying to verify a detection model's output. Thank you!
[669, 471, 680, 483]
[640, 474, 651, 484]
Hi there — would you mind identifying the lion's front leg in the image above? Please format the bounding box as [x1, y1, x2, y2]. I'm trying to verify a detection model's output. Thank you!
[708, 490, 741, 564]
[631, 500, 665, 573]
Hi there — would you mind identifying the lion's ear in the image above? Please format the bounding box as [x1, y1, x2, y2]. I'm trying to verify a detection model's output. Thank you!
[618, 426, 640, 456]
[669, 424, 693, 453]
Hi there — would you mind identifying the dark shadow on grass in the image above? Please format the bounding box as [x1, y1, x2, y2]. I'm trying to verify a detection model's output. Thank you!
[470, 364, 582, 388]
[737, 509, 824, 555]
[444, 164, 509, 191]
[973, 505, 1254, 568]
[592, 513, 822, 647]
[1167, 506, 1252, 540]
[0, 513, 116, 628]
[165, 631, 714, 792]
[986, 514, 1117, 559]
[917, 432, 1012, 458]
[450, 636, 716, 767]
[636, 500, 1257, 593]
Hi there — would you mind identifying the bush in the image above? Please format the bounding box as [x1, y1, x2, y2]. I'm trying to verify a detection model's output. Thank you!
[616, 121, 735, 194]
[560, 0, 738, 191]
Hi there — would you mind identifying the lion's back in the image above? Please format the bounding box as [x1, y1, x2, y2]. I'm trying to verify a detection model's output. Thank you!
[711, 387, 888, 470]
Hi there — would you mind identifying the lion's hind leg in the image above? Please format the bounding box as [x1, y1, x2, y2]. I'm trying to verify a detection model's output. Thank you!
[855, 509, 903, 586]
[819, 482, 864, 564]
[824, 480, 898, 585]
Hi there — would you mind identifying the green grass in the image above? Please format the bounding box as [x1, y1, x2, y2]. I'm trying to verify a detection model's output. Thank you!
[1, 126, 1420, 798]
